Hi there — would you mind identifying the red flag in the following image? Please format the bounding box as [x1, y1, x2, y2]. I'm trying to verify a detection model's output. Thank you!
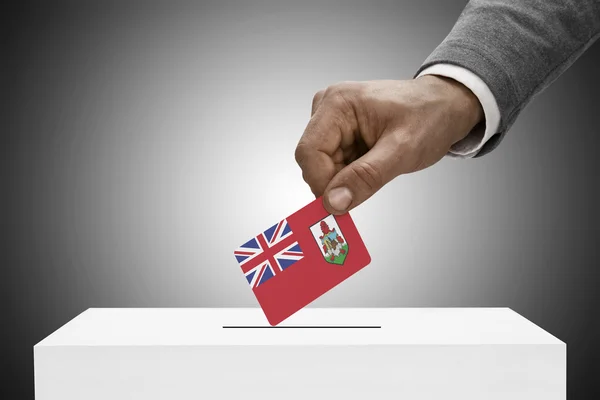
[234, 197, 371, 325]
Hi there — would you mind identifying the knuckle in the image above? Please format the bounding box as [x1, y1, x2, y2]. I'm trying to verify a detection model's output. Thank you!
[324, 82, 348, 98]
[301, 168, 310, 184]
[294, 142, 308, 165]
[326, 89, 353, 114]
[320, 81, 363, 116]
[351, 161, 384, 192]
[387, 133, 407, 153]
[312, 89, 325, 106]
[323, 82, 342, 97]
[389, 131, 422, 162]
[329, 92, 347, 110]
[397, 140, 428, 173]
[402, 138, 421, 159]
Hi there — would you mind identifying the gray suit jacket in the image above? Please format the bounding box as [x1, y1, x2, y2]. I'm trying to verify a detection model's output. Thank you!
[416, 0, 600, 157]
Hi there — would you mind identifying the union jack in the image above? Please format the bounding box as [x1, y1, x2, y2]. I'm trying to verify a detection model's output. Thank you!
[234, 219, 304, 289]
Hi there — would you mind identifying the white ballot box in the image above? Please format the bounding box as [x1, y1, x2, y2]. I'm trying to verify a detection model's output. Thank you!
[34, 308, 565, 399]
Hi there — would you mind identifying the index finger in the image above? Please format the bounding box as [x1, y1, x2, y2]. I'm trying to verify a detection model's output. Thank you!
[294, 107, 345, 197]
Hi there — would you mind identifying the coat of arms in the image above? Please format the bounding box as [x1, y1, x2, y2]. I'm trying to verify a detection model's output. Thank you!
[309, 215, 348, 265]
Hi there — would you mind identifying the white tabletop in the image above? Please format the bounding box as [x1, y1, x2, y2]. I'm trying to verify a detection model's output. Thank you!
[35, 308, 563, 347]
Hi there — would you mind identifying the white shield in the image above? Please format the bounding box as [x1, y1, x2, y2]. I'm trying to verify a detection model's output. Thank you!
[309, 214, 348, 265]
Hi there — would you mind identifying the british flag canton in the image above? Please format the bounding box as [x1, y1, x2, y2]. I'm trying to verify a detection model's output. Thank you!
[234, 219, 304, 289]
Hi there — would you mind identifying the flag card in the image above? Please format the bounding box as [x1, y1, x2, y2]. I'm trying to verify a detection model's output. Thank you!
[234, 197, 371, 326]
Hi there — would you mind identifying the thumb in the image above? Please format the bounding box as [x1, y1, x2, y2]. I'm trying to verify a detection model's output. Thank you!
[322, 135, 402, 214]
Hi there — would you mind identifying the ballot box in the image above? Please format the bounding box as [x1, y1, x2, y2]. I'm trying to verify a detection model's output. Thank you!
[34, 308, 565, 399]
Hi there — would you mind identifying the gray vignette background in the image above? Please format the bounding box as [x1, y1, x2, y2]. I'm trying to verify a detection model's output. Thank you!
[3, 0, 599, 398]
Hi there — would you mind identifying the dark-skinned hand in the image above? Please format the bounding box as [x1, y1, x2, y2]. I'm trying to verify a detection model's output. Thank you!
[294, 76, 484, 214]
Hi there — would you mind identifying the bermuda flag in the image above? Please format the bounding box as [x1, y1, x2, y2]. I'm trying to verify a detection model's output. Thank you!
[234, 196, 371, 326]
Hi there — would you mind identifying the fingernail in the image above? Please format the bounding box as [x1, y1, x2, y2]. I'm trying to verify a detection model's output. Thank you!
[328, 187, 352, 212]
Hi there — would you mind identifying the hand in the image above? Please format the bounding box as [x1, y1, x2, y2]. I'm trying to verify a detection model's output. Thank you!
[294, 76, 484, 214]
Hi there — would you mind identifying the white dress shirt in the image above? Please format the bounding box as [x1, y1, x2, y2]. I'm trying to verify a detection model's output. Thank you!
[417, 64, 501, 158]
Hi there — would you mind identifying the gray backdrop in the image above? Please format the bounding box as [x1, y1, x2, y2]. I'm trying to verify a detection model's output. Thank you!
[4, 0, 599, 398]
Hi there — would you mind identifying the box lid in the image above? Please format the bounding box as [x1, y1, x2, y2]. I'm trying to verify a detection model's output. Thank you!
[35, 308, 564, 347]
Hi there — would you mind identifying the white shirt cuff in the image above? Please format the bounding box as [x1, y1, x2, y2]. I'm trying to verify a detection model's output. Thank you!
[417, 64, 501, 158]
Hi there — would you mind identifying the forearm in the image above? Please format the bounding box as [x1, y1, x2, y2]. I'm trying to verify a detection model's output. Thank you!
[416, 0, 600, 156]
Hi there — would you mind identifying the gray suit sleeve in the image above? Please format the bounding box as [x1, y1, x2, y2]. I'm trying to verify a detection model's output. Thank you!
[415, 0, 600, 157]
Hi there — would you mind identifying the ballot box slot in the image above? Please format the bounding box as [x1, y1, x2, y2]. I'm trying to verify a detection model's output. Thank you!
[222, 325, 382, 328]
